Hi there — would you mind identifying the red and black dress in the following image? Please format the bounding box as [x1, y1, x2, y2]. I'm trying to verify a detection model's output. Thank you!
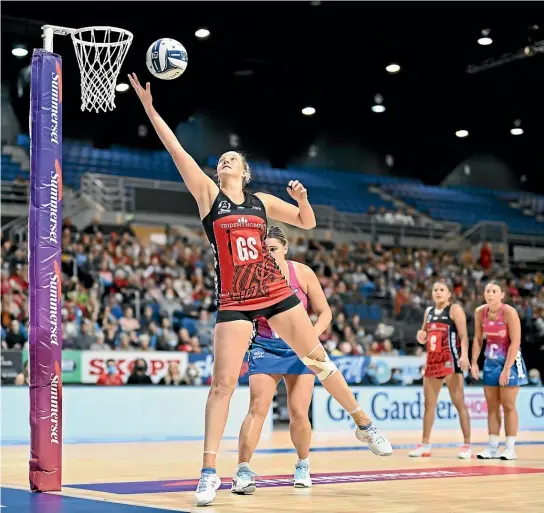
[202, 190, 299, 323]
[424, 305, 462, 378]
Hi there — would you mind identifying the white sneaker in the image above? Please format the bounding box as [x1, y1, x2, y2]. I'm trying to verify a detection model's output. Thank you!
[477, 447, 501, 459]
[355, 425, 393, 456]
[294, 463, 312, 488]
[500, 448, 517, 460]
[231, 466, 257, 495]
[195, 472, 221, 507]
[457, 445, 472, 460]
[409, 444, 431, 458]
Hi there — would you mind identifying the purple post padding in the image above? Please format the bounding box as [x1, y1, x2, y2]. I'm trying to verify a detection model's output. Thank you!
[28, 48, 63, 492]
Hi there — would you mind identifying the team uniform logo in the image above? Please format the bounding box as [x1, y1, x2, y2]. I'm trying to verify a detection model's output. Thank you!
[218, 200, 231, 214]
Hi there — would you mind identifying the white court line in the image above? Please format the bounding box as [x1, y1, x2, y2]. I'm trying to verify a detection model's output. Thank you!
[1, 484, 190, 512]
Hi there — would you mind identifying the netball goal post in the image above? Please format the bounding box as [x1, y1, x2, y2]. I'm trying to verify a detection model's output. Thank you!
[28, 24, 133, 492]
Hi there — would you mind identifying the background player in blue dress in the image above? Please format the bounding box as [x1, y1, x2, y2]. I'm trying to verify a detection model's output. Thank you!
[232, 226, 332, 494]
[471, 281, 529, 460]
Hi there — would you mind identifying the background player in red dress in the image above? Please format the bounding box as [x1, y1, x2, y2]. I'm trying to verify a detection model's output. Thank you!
[128, 73, 392, 507]
[411, 280, 471, 459]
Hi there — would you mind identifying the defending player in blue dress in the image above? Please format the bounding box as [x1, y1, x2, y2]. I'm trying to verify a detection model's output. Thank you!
[471, 281, 529, 460]
[232, 226, 332, 494]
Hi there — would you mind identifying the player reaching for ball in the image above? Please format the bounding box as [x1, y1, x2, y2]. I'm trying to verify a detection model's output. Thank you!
[232, 226, 331, 494]
[127, 73, 392, 507]
[411, 280, 472, 459]
[471, 280, 529, 460]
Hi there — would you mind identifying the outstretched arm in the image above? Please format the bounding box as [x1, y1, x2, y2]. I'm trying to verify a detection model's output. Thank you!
[127, 74, 217, 216]
[256, 180, 316, 230]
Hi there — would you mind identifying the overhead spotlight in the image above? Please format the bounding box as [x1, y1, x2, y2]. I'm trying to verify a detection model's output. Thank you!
[520, 175, 527, 183]
[455, 130, 469, 138]
[115, 82, 129, 92]
[386, 63, 401, 74]
[229, 134, 240, 148]
[372, 93, 385, 113]
[12, 45, 28, 58]
[478, 28, 493, 46]
[511, 119, 524, 135]
[302, 106, 316, 116]
[195, 28, 210, 40]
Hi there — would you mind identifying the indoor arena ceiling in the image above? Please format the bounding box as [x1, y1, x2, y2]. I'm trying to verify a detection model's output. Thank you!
[1, 2, 543, 187]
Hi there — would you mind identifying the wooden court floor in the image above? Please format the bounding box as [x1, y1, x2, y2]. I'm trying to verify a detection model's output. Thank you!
[2, 429, 544, 513]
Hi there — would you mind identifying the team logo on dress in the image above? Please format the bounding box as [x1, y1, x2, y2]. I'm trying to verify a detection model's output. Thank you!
[293, 288, 299, 293]
[218, 200, 231, 214]
[252, 350, 265, 359]
[489, 321, 495, 326]
[498, 330, 507, 337]
[431, 324, 437, 329]
[238, 217, 248, 224]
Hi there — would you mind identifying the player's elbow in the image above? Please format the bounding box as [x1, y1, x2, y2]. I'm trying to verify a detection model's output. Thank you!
[319, 308, 332, 326]
[302, 219, 316, 230]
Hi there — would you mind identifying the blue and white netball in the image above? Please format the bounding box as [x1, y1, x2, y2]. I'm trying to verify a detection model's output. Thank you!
[146, 38, 188, 80]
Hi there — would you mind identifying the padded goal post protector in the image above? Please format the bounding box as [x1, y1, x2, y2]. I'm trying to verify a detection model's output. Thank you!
[28, 49, 63, 492]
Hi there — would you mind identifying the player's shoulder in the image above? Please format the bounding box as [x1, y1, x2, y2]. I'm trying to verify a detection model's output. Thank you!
[292, 260, 313, 276]
[502, 303, 519, 318]
[448, 302, 464, 315]
[475, 304, 487, 313]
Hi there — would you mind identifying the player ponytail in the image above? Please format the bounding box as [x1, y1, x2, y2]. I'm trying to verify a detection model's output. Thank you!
[236, 151, 252, 186]
[267, 226, 288, 246]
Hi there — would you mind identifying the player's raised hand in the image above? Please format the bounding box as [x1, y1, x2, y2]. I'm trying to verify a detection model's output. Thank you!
[287, 180, 308, 202]
[127, 73, 153, 110]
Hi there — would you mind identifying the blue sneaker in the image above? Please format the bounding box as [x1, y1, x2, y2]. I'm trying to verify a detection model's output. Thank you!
[294, 463, 312, 488]
[231, 465, 257, 495]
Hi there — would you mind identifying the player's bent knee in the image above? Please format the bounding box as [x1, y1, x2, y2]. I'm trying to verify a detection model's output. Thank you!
[301, 347, 338, 381]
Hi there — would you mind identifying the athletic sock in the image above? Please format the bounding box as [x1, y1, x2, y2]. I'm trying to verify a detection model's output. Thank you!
[201, 467, 216, 474]
[358, 422, 373, 431]
[505, 436, 516, 451]
[296, 457, 310, 467]
[237, 462, 251, 471]
[489, 434, 500, 449]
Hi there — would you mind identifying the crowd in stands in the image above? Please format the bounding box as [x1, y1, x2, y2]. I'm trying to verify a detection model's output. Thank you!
[2, 218, 543, 385]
